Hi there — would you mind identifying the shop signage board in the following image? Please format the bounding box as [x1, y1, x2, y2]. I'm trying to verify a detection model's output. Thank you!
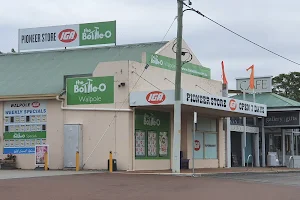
[130, 90, 175, 106]
[182, 90, 267, 117]
[130, 89, 267, 117]
[18, 21, 116, 51]
[236, 76, 272, 93]
[146, 53, 211, 79]
[264, 111, 300, 127]
[3, 101, 47, 154]
[66, 76, 114, 105]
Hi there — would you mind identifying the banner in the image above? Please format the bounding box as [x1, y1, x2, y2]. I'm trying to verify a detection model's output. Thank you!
[35, 145, 49, 165]
[3, 101, 47, 154]
[146, 53, 211, 79]
[19, 21, 116, 51]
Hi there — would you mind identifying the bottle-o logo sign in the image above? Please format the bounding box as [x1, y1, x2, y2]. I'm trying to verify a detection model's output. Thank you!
[146, 91, 166, 104]
[59, 29, 77, 43]
[229, 99, 237, 111]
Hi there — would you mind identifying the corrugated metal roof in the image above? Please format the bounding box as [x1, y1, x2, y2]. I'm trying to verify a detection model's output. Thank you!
[231, 92, 300, 107]
[0, 41, 167, 96]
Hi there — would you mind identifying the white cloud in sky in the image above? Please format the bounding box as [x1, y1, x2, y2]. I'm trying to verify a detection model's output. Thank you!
[1, 0, 300, 90]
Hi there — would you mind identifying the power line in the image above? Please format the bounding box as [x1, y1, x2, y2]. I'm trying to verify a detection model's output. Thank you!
[180, 0, 300, 66]
[161, 16, 178, 41]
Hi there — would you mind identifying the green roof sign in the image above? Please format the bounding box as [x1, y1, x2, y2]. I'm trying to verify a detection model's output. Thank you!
[66, 76, 114, 105]
[146, 53, 211, 79]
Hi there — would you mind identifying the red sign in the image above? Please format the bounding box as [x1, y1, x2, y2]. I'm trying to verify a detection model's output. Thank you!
[32, 102, 40, 108]
[194, 140, 200, 151]
[58, 29, 77, 43]
[229, 99, 237, 111]
[146, 91, 166, 104]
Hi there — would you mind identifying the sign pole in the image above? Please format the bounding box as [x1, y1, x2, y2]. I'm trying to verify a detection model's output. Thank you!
[193, 112, 197, 176]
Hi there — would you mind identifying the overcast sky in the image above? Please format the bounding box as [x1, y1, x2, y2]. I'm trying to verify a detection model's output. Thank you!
[1, 0, 299, 89]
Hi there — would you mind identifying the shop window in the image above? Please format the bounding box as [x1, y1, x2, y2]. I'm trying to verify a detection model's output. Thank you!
[134, 109, 170, 159]
[193, 132, 217, 159]
[135, 130, 169, 159]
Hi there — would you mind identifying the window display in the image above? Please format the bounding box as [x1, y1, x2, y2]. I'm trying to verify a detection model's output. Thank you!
[159, 132, 168, 156]
[147, 131, 157, 156]
[135, 130, 146, 156]
[134, 109, 170, 159]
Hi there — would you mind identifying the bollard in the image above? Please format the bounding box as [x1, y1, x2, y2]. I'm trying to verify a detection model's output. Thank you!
[109, 151, 113, 173]
[44, 152, 48, 171]
[76, 151, 79, 171]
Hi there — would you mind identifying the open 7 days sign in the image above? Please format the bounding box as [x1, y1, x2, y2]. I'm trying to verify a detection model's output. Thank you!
[18, 21, 116, 51]
[66, 76, 114, 105]
[183, 91, 267, 117]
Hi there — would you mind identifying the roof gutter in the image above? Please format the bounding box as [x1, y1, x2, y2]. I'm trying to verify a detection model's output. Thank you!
[0, 94, 57, 101]
[55, 91, 133, 112]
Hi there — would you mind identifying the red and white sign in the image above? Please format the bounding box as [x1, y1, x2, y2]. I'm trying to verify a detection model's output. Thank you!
[130, 90, 174, 106]
[229, 99, 237, 111]
[194, 140, 200, 151]
[58, 29, 78, 43]
[32, 101, 41, 108]
[146, 91, 166, 104]
[130, 89, 267, 117]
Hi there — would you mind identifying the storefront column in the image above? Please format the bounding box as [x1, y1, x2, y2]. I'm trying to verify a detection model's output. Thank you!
[282, 128, 285, 166]
[254, 133, 260, 167]
[241, 117, 246, 167]
[226, 118, 231, 168]
[291, 130, 295, 157]
[261, 117, 266, 167]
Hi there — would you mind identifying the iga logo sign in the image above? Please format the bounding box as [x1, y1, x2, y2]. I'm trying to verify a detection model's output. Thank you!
[146, 91, 166, 104]
[32, 102, 40, 108]
[58, 29, 77, 43]
[229, 99, 237, 111]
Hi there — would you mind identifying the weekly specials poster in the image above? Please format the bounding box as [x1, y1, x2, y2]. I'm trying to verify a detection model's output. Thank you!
[3, 101, 47, 154]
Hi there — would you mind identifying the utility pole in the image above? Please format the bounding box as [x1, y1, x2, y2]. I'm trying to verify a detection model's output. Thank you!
[172, 0, 184, 173]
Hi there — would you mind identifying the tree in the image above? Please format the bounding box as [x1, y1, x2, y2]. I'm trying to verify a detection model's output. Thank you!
[11, 48, 16, 53]
[272, 72, 300, 102]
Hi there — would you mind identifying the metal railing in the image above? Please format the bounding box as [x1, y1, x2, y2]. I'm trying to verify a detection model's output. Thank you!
[289, 156, 294, 168]
[246, 154, 253, 171]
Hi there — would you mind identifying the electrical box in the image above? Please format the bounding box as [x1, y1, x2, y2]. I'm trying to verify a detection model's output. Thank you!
[63, 124, 83, 168]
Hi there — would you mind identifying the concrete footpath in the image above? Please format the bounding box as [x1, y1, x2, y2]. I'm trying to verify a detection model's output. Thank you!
[116, 167, 300, 177]
[0, 170, 100, 180]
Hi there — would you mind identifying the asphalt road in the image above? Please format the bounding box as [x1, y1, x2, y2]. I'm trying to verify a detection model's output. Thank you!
[1, 173, 300, 200]
[210, 172, 300, 187]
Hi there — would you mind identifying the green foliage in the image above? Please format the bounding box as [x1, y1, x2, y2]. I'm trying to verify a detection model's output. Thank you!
[272, 72, 300, 102]
[11, 48, 16, 53]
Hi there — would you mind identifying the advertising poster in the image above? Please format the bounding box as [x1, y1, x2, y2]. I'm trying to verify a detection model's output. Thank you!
[35, 145, 49, 165]
[3, 100, 47, 154]
[159, 132, 168, 156]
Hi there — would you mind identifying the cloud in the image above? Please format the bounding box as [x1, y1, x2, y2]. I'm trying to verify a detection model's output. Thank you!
[1, 0, 300, 90]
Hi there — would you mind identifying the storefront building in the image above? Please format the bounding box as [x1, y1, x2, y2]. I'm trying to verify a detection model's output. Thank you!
[0, 39, 267, 171]
[230, 76, 300, 168]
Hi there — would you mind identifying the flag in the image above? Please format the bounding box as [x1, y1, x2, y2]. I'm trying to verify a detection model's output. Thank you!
[221, 61, 228, 85]
[246, 65, 254, 89]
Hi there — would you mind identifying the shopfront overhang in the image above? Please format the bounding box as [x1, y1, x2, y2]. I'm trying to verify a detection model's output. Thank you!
[129, 89, 267, 118]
